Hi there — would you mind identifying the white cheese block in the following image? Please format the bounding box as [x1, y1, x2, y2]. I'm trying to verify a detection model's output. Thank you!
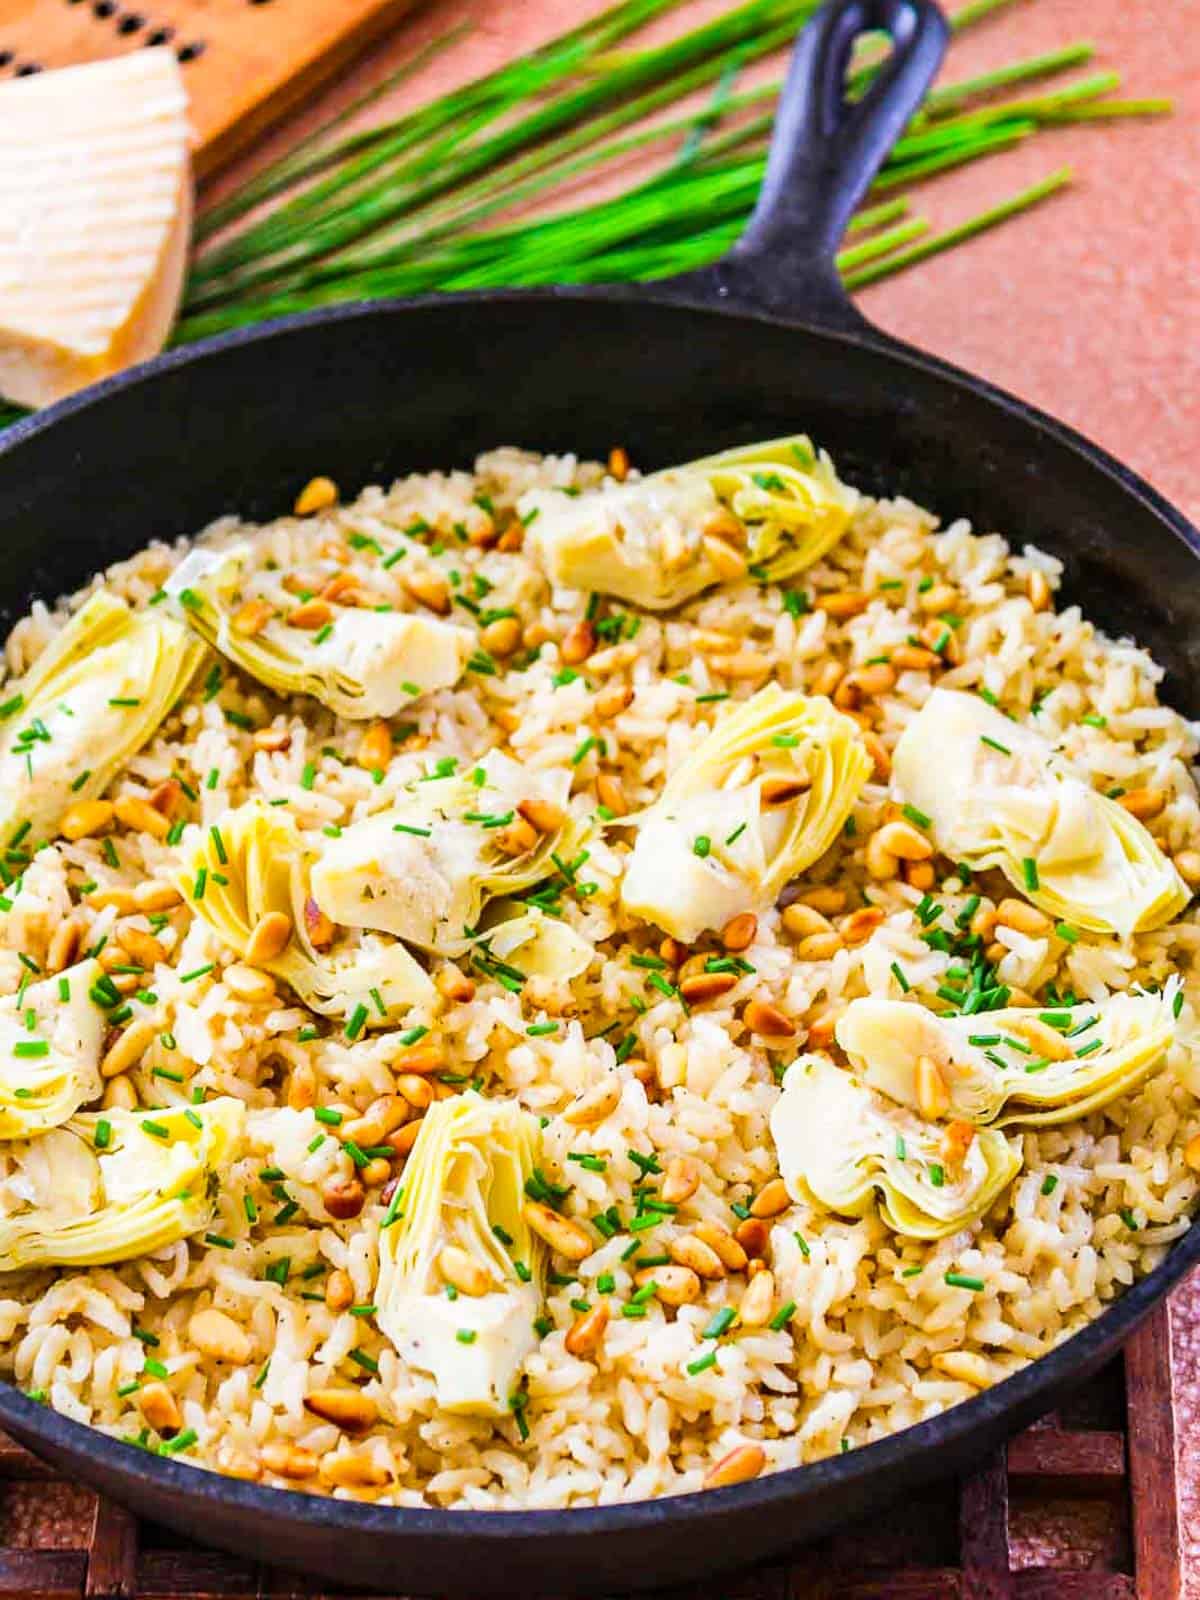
[0, 49, 193, 407]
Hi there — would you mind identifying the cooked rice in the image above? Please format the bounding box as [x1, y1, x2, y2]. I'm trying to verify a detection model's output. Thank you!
[0, 444, 1197, 1508]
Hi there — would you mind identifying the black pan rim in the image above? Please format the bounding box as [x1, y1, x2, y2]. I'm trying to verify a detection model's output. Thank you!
[0, 282, 1196, 1544]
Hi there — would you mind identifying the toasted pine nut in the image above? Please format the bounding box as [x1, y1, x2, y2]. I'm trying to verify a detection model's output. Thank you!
[396, 1074, 434, 1110]
[595, 682, 634, 720]
[607, 446, 630, 481]
[246, 911, 292, 965]
[387, 1118, 424, 1157]
[1118, 787, 1166, 822]
[392, 1041, 444, 1075]
[761, 774, 812, 806]
[668, 1234, 724, 1279]
[702, 507, 745, 546]
[794, 931, 843, 962]
[837, 662, 896, 705]
[287, 599, 334, 630]
[480, 616, 522, 657]
[343, 1095, 408, 1148]
[749, 1178, 790, 1219]
[799, 886, 847, 915]
[523, 1201, 593, 1261]
[439, 1244, 493, 1297]
[224, 963, 277, 1003]
[189, 1307, 253, 1365]
[287, 1059, 317, 1112]
[233, 598, 275, 636]
[101, 1074, 137, 1111]
[921, 619, 961, 664]
[809, 661, 844, 698]
[252, 727, 293, 755]
[134, 881, 182, 912]
[436, 964, 475, 1003]
[149, 778, 184, 819]
[743, 1000, 794, 1040]
[877, 820, 933, 861]
[47, 917, 83, 975]
[100, 1017, 158, 1080]
[304, 1388, 378, 1433]
[596, 774, 628, 817]
[119, 927, 165, 970]
[320, 1451, 392, 1489]
[891, 644, 941, 671]
[711, 650, 772, 680]
[903, 859, 936, 892]
[738, 1268, 775, 1328]
[840, 907, 885, 946]
[1027, 569, 1052, 612]
[1174, 850, 1200, 887]
[661, 1156, 701, 1206]
[294, 476, 338, 516]
[985, 941, 1006, 966]
[496, 521, 525, 554]
[916, 1056, 949, 1120]
[517, 797, 566, 835]
[356, 721, 392, 773]
[493, 814, 539, 856]
[734, 1217, 768, 1258]
[61, 800, 114, 841]
[815, 591, 869, 620]
[403, 570, 451, 615]
[866, 831, 899, 880]
[262, 1441, 319, 1480]
[322, 1176, 366, 1221]
[565, 1301, 609, 1357]
[1004, 1017, 1072, 1062]
[933, 1350, 994, 1387]
[720, 912, 757, 952]
[806, 1012, 840, 1049]
[326, 1269, 355, 1312]
[588, 642, 640, 676]
[694, 1221, 748, 1272]
[562, 1077, 622, 1129]
[995, 898, 1051, 937]
[322, 571, 369, 605]
[646, 1264, 701, 1306]
[679, 972, 738, 1005]
[660, 937, 688, 967]
[304, 897, 335, 951]
[943, 1120, 976, 1170]
[138, 1381, 181, 1436]
[862, 728, 891, 781]
[918, 582, 957, 615]
[703, 535, 747, 582]
[87, 887, 138, 915]
[1184, 1133, 1200, 1172]
[704, 1443, 765, 1489]
[561, 620, 596, 665]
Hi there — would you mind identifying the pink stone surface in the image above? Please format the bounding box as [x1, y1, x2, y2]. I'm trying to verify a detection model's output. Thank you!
[211, 0, 1200, 1582]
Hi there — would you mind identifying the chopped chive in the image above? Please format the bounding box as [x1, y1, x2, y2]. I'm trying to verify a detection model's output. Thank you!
[1021, 856, 1040, 891]
[901, 803, 931, 830]
[1074, 1038, 1103, 1058]
[928, 1162, 945, 1188]
[702, 1307, 736, 1339]
[944, 1272, 985, 1292]
[686, 1350, 718, 1376]
[793, 1232, 811, 1258]
[980, 735, 1011, 755]
[890, 962, 911, 993]
[692, 835, 711, 859]
[1041, 1174, 1058, 1196]
[344, 1003, 368, 1041]
[769, 1300, 796, 1332]
[94, 1118, 112, 1150]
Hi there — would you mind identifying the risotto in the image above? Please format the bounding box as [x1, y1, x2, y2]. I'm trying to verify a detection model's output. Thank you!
[0, 436, 1196, 1509]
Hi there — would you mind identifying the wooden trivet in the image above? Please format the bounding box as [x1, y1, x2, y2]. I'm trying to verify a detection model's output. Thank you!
[0, 1303, 1179, 1599]
[0, 0, 421, 176]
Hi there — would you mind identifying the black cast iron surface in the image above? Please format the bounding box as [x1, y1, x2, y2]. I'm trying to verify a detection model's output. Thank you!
[0, 0, 1195, 1591]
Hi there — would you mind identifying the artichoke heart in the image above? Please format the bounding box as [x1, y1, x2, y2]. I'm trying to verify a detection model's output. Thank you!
[310, 752, 583, 957]
[376, 1091, 545, 1416]
[771, 1055, 1021, 1240]
[521, 434, 856, 609]
[836, 982, 1179, 1129]
[475, 902, 593, 984]
[182, 801, 434, 1023]
[166, 543, 472, 719]
[0, 590, 204, 848]
[0, 959, 106, 1138]
[0, 1099, 244, 1271]
[893, 689, 1187, 936]
[620, 685, 871, 940]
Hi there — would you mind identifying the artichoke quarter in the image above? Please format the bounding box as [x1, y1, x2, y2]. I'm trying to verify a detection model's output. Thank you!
[0, 959, 107, 1139]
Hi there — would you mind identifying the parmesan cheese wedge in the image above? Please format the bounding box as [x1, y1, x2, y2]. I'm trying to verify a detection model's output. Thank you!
[0, 49, 193, 408]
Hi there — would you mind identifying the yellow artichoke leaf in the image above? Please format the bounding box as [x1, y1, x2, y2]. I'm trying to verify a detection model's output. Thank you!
[0, 1099, 245, 1271]
[376, 1092, 546, 1416]
[474, 902, 594, 983]
[310, 752, 580, 956]
[620, 685, 871, 939]
[166, 544, 472, 719]
[893, 688, 1187, 936]
[0, 591, 205, 849]
[183, 802, 433, 1024]
[836, 983, 1179, 1129]
[772, 1055, 1020, 1240]
[0, 959, 106, 1138]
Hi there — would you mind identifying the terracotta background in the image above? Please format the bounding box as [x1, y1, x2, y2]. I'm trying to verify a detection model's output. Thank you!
[210, 0, 1200, 1585]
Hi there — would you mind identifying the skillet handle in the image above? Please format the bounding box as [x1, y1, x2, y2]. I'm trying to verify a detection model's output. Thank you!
[658, 0, 949, 330]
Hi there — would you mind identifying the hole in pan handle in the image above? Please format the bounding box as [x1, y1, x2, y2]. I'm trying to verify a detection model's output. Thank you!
[653, 0, 949, 331]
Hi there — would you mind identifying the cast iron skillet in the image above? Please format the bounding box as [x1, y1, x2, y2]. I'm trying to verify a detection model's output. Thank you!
[0, 0, 1196, 1590]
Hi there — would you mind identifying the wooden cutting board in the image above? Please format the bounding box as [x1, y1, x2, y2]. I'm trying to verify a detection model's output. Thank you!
[0, 0, 421, 177]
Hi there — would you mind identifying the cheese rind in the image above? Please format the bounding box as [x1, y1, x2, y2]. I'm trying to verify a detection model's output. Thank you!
[0, 49, 193, 407]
